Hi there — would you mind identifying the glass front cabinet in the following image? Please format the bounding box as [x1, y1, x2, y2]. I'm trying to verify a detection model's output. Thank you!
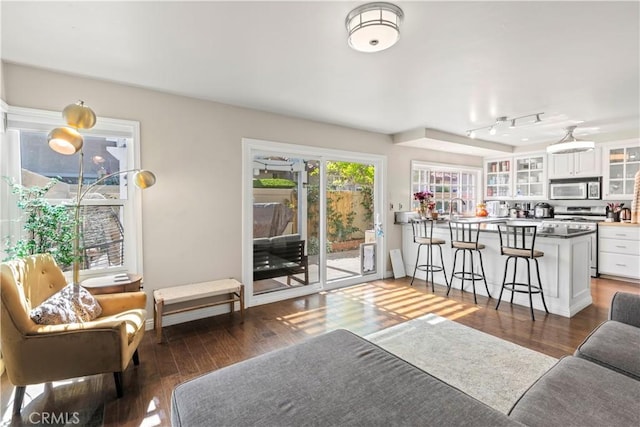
[484, 157, 512, 199]
[484, 153, 546, 200]
[603, 140, 640, 200]
[514, 154, 546, 199]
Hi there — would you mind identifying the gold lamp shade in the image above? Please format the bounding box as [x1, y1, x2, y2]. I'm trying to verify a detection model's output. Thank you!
[133, 170, 157, 189]
[47, 127, 84, 155]
[63, 100, 97, 129]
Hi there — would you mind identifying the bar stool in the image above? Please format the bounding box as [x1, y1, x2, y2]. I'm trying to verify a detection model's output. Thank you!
[495, 223, 549, 321]
[448, 221, 491, 303]
[410, 218, 449, 292]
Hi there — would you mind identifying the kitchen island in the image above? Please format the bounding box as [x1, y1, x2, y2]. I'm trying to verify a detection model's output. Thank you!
[401, 218, 593, 317]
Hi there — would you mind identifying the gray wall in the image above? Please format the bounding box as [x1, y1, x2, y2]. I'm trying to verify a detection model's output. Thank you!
[3, 62, 483, 311]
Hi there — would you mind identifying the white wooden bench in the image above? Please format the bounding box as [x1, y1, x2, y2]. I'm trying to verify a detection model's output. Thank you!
[153, 278, 245, 343]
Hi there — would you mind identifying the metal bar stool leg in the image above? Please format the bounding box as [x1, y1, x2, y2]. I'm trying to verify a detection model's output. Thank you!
[535, 258, 549, 314]
[495, 256, 512, 310]
[427, 244, 434, 292]
[510, 257, 518, 304]
[448, 249, 460, 296]
[526, 258, 535, 320]
[469, 249, 478, 304]
[438, 245, 450, 290]
[461, 250, 467, 294]
[411, 244, 422, 286]
[477, 251, 491, 298]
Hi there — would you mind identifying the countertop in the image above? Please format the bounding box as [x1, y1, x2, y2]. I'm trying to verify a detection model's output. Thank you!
[598, 221, 638, 227]
[399, 217, 595, 239]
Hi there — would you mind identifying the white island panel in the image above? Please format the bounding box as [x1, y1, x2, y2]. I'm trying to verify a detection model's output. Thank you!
[401, 224, 592, 318]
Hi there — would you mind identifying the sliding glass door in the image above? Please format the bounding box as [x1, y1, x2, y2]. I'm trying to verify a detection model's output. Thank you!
[324, 160, 376, 285]
[244, 139, 384, 306]
[251, 156, 320, 296]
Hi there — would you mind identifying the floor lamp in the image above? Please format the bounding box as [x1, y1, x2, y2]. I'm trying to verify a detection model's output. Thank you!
[47, 101, 156, 285]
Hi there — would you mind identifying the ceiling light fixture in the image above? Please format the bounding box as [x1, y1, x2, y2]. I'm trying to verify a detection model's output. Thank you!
[465, 112, 543, 138]
[546, 125, 595, 155]
[346, 2, 404, 53]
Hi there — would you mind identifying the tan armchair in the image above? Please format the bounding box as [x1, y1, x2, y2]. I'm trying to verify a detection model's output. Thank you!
[0, 254, 146, 415]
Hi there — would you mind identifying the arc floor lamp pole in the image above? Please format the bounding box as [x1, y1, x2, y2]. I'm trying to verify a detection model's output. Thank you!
[47, 101, 156, 285]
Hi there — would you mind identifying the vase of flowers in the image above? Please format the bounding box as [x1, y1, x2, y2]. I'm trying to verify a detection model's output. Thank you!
[606, 202, 624, 222]
[414, 190, 436, 218]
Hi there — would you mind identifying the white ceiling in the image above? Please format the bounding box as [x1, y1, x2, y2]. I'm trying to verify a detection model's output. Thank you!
[2, 1, 639, 156]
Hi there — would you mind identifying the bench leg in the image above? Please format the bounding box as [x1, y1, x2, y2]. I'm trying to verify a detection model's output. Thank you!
[155, 298, 164, 344]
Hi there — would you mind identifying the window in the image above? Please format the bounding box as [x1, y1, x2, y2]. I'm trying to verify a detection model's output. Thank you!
[411, 161, 481, 215]
[1, 106, 144, 278]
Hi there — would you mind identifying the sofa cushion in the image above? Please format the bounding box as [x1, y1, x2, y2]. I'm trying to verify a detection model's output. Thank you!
[30, 284, 102, 325]
[509, 356, 640, 427]
[172, 329, 520, 427]
[575, 320, 640, 380]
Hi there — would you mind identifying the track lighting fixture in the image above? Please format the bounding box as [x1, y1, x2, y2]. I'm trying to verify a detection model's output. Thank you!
[466, 112, 544, 138]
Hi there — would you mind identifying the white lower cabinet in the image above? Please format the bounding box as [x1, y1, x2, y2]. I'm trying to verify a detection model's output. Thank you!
[598, 225, 640, 280]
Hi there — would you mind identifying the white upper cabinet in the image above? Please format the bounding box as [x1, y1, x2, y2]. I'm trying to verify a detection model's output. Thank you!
[484, 157, 513, 199]
[484, 152, 546, 200]
[547, 146, 602, 179]
[513, 153, 547, 199]
[602, 139, 640, 200]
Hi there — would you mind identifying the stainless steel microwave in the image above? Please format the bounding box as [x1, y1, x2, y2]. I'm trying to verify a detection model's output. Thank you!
[549, 177, 601, 200]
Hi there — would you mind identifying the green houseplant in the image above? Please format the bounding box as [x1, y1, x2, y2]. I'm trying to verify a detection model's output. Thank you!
[3, 178, 76, 269]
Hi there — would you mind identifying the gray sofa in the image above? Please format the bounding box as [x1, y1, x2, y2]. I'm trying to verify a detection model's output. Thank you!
[172, 292, 640, 426]
[509, 291, 640, 427]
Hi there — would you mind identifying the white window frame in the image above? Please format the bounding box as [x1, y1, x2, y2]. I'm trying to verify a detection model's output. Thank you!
[1, 105, 145, 280]
[411, 160, 482, 214]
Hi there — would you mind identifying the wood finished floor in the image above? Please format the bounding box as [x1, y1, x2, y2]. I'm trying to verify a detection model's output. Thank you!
[1, 276, 638, 426]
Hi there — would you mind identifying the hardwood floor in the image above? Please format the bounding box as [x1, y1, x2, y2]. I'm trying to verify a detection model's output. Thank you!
[1, 276, 638, 426]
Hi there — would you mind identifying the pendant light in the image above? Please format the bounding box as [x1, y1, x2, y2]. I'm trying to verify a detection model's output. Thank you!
[546, 126, 595, 155]
[47, 100, 97, 155]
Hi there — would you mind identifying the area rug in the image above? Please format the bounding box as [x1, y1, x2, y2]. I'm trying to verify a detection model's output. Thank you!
[365, 314, 557, 413]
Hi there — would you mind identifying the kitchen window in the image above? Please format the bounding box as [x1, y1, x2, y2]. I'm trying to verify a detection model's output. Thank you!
[411, 161, 481, 215]
[1, 106, 145, 278]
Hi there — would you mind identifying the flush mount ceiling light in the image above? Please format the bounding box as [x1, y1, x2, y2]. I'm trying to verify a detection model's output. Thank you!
[346, 2, 404, 53]
[546, 125, 595, 155]
[466, 112, 544, 139]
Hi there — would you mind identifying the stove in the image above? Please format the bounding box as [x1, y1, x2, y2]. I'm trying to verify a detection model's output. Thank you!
[541, 205, 605, 277]
[552, 205, 607, 222]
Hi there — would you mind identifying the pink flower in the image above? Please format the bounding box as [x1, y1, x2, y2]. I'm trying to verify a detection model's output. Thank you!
[413, 190, 434, 201]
